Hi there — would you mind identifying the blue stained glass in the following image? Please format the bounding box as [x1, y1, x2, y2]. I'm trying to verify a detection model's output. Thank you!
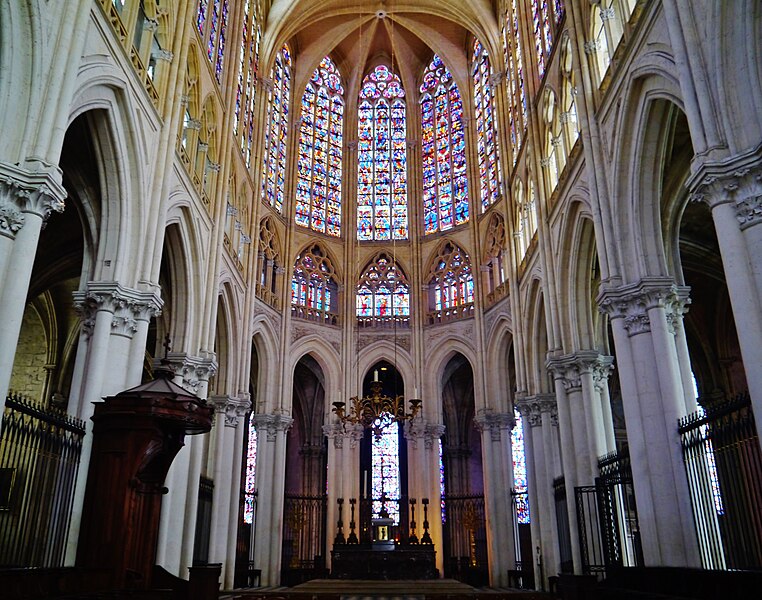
[197, 0, 207, 36]
[431, 243, 474, 310]
[472, 39, 502, 211]
[357, 66, 407, 240]
[356, 255, 410, 320]
[213, 0, 229, 82]
[512, 409, 530, 524]
[372, 413, 401, 524]
[420, 55, 468, 234]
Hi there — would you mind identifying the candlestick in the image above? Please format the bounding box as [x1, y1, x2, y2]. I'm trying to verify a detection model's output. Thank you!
[373, 369, 379, 382]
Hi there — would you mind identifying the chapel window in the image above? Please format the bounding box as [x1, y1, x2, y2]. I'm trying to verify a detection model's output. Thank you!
[356, 253, 410, 327]
[357, 65, 408, 241]
[472, 39, 502, 212]
[296, 56, 344, 237]
[261, 43, 292, 214]
[196, 0, 230, 83]
[420, 55, 468, 234]
[234, 0, 261, 167]
[291, 244, 338, 324]
[427, 242, 474, 324]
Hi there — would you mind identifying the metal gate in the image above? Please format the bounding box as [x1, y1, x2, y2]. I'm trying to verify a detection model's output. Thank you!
[679, 392, 762, 570]
[281, 493, 327, 585]
[442, 494, 488, 586]
[0, 393, 85, 567]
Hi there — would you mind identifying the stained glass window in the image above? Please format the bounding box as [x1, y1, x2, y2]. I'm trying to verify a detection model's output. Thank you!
[420, 55, 468, 234]
[439, 438, 446, 523]
[261, 44, 291, 213]
[512, 408, 530, 524]
[243, 422, 257, 523]
[196, 0, 207, 36]
[356, 253, 410, 322]
[428, 242, 474, 311]
[372, 413, 401, 524]
[532, 0, 554, 80]
[234, 0, 261, 167]
[502, 0, 528, 167]
[484, 212, 507, 295]
[472, 40, 501, 212]
[296, 56, 344, 236]
[291, 244, 337, 319]
[357, 65, 408, 241]
[197, 0, 229, 83]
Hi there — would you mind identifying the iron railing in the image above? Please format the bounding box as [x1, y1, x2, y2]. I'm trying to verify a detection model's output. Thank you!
[679, 392, 762, 570]
[281, 493, 327, 584]
[510, 490, 534, 589]
[0, 393, 85, 567]
[442, 494, 488, 586]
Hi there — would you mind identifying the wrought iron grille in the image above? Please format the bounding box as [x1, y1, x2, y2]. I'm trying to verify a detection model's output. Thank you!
[679, 392, 762, 570]
[442, 494, 488, 586]
[0, 393, 85, 567]
[281, 493, 327, 583]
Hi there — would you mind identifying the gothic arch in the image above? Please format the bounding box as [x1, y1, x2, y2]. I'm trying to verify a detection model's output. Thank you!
[251, 316, 280, 412]
[213, 283, 240, 395]
[485, 317, 515, 413]
[524, 277, 551, 394]
[356, 339, 415, 395]
[286, 338, 342, 416]
[424, 342, 481, 420]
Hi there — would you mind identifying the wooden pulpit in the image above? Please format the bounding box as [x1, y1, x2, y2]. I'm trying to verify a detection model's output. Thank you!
[76, 368, 212, 590]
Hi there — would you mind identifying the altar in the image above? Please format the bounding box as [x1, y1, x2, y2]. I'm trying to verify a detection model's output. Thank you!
[331, 544, 437, 580]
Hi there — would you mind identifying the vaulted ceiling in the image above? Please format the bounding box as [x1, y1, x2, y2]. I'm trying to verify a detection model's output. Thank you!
[261, 0, 502, 104]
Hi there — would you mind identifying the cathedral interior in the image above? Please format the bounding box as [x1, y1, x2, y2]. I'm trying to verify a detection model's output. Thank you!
[0, 0, 761, 598]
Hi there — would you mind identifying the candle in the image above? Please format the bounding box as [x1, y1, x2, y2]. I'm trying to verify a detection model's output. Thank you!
[414, 386, 418, 398]
[373, 370, 379, 382]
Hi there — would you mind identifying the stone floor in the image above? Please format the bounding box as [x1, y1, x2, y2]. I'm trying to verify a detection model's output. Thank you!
[220, 578, 552, 600]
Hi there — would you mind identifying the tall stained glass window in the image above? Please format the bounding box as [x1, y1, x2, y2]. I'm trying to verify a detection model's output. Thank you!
[502, 0, 528, 167]
[356, 253, 410, 322]
[472, 40, 501, 212]
[357, 65, 408, 241]
[296, 56, 344, 236]
[420, 55, 468, 234]
[261, 44, 291, 213]
[372, 413, 401, 524]
[439, 438, 446, 523]
[234, 0, 261, 166]
[532, 0, 553, 79]
[196, 0, 229, 83]
[243, 422, 257, 523]
[512, 408, 530, 523]
[428, 242, 474, 311]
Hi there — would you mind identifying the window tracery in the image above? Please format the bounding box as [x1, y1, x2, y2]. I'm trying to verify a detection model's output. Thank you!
[257, 217, 281, 307]
[356, 253, 410, 327]
[234, 0, 261, 167]
[420, 55, 468, 234]
[179, 47, 201, 169]
[291, 244, 338, 324]
[296, 56, 344, 237]
[427, 241, 474, 323]
[261, 44, 292, 214]
[357, 65, 408, 241]
[483, 213, 507, 302]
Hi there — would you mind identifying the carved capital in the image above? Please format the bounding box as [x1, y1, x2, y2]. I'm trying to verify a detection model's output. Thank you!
[0, 160, 67, 235]
[158, 352, 218, 395]
[250, 413, 293, 442]
[73, 281, 163, 339]
[584, 40, 599, 55]
[474, 410, 514, 442]
[598, 278, 690, 337]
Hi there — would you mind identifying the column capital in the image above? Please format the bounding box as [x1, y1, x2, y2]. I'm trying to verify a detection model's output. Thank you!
[516, 393, 557, 428]
[251, 412, 293, 441]
[597, 277, 690, 337]
[404, 419, 445, 450]
[73, 281, 163, 339]
[689, 148, 762, 230]
[474, 409, 514, 441]
[210, 395, 251, 427]
[0, 159, 66, 238]
[546, 351, 614, 392]
[157, 351, 218, 395]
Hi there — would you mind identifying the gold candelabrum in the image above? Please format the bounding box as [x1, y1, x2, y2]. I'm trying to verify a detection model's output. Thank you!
[332, 378, 422, 440]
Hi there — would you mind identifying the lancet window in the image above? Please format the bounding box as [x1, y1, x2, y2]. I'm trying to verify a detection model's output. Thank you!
[296, 56, 344, 237]
[512, 408, 530, 523]
[532, 0, 565, 80]
[427, 242, 474, 321]
[257, 217, 280, 306]
[291, 244, 338, 323]
[502, 0, 528, 167]
[356, 254, 410, 326]
[357, 65, 408, 241]
[372, 413, 402, 524]
[483, 213, 507, 301]
[234, 0, 261, 166]
[261, 44, 292, 213]
[472, 40, 501, 212]
[420, 55, 468, 234]
[196, 0, 230, 83]
[243, 422, 257, 523]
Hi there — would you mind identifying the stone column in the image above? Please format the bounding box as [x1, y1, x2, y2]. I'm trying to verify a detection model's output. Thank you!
[250, 413, 292, 586]
[474, 410, 515, 588]
[0, 160, 66, 414]
[599, 279, 701, 567]
[690, 161, 762, 437]
[516, 394, 560, 590]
